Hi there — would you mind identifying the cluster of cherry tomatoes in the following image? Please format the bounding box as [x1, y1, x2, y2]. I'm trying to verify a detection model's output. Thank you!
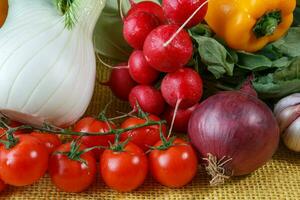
[0, 111, 198, 193]
[104, 0, 208, 133]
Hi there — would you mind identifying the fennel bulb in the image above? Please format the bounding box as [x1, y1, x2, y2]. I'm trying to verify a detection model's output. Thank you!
[0, 0, 106, 127]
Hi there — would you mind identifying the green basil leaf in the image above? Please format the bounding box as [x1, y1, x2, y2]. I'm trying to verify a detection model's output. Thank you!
[270, 27, 300, 57]
[189, 24, 213, 37]
[253, 57, 300, 99]
[227, 48, 239, 64]
[207, 65, 227, 79]
[191, 35, 236, 78]
[272, 57, 294, 68]
[258, 43, 284, 60]
[237, 52, 273, 71]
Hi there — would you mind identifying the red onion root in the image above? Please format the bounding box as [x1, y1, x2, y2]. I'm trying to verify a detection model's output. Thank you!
[203, 154, 233, 186]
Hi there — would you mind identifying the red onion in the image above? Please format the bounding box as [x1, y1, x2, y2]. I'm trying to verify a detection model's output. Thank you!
[188, 81, 279, 185]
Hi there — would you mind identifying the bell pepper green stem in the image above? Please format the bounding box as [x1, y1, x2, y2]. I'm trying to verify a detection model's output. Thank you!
[253, 10, 282, 38]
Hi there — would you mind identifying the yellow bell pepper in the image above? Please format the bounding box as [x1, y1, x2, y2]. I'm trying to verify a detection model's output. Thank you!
[205, 0, 296, 52]
[0, 0, 8, 27]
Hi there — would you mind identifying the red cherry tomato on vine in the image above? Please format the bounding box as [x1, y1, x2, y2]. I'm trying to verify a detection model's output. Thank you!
[0, 135, 48, 186]
[73, 117, 116, 159]
[0, 179, 6, 192]
[30, 132, 62, 154]
[48, 143, 97, 193]
[149, 138, 198, 188]
[120, 115, 166, 151]
[100, 142, 148, 192]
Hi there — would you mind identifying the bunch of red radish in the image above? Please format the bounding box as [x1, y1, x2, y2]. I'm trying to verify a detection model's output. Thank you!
[103, 0, 208, 133]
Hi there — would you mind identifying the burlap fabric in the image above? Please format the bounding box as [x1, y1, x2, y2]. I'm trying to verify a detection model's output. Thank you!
[1, 61, 300, 200]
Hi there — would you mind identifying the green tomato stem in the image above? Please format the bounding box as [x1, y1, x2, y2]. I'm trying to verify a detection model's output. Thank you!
[0, 116, 166, 137]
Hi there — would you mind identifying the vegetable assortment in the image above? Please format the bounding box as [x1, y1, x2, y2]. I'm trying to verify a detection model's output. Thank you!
[1, 0, 300, 195]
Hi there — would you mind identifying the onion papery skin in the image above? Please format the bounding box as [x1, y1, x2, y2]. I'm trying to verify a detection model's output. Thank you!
[188, 90, 280, 176]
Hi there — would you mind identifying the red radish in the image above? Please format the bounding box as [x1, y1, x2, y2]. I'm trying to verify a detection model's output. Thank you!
[123, 12, 160, 49]
[128, 50, 160, 85]
[163, 104, 198, 133]
[127, 1, 166, 23]
[162, 0, 208, 28]
[101, 64, 137, 101]
[188, 80, 280, 185]
[161, 68, 203, 109]
[129, 85, 165, 115]
[143, 25, 193, 72]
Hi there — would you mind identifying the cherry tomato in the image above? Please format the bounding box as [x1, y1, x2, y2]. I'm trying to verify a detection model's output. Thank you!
[100, 142, 148, 192]
[73, 117, 116, 159]
[120, 115, 166, 151]
[0, 179, 6, 192]
[149, 138, 198, 188]
[30, 132, 61, 154]
[0, 135, 49, 186]
[49, 143, 97, 193]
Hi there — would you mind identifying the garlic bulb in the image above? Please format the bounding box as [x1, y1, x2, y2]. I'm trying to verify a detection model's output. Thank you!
[0, 0, 106, 127]
[274, 93, 300, 152]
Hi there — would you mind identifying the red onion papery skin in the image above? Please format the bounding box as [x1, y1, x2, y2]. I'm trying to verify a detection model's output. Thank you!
[188, 84, 279, 184]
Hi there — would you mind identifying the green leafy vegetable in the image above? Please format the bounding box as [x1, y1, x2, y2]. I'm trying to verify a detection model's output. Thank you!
[253, 58, 300, 99]
[237, 52, 293, 71]
[237, 52, 273, 71]
[190, 26, 237, 79]
[196, 36, 235, 78]
[189, 24, 213, 37]
[190, 15, 300, 99]
[268, 28, 300, 57]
